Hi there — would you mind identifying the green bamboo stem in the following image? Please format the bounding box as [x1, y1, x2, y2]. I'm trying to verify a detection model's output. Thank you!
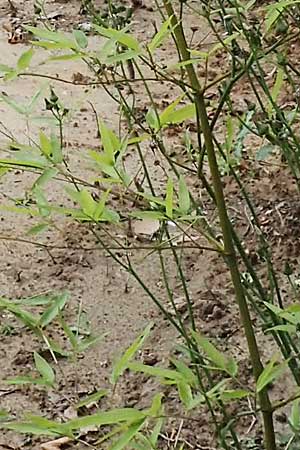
[162, 1, 276, 449]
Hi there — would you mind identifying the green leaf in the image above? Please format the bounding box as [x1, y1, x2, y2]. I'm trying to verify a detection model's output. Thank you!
[39, 292, 69, 327]
[191, 331, 237, 376]
[0, 410, 10, 421]
[111, 322, 153, 384]
[289, 398, 300, 431]
[14, 293, 53, 306]
[33, 185, 50, 217]
[147, 393, 164, 417]
[104, 49, 140, 64]
[0, 92, 27, 114]
[34, 352, 55, 386]
[130, 211, 165, 220]
[128, 361, 184, 382]
[266, 324, 296, 333]
[25, 26, 75, 48]
[220, 389, 250, 401]
[17, 48, 34, 71]
[177, 380, 193, 409]
[99, 121, 120, 164]
[170, 358, 197, 386]
[67, 408, 146, 430]
[94, 190, 110, 221]
[5, 376, 42, 385]
[0, 298, 39, 328]
[0, 63, 12, 73]
[33, 167, 58, 189]
[39, 132, 52, 158]
[161, 104, 196, 126]
[76, 390, 108, 408]
[149, 416, 164, 447]
[93, 25, 141, 52]
[2, 415, 73, 437]
[27, 222, 49, 235]
[145, 108, 160, 130]
[165, 178, 173, 218]
[28, 83, 48, 111]
[110, 419, 145, 450]
[0, 422, 59, 436]
[77, 334, 105, 352]
[268, 67, 284, 115]
[208, 32, 241, 55]
[68, 188, 96, 217]
[256, 354, 287, 393]
[264, 0, 300, 32]
[50, 134, 63, 164]
[73, 29, 88, 49]
[178, 176, 190, 214]
[256, 144, 275, 161]
[148, 16, 174, 53]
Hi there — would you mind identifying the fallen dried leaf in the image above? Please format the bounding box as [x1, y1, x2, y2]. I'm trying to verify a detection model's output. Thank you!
[40, 437, 72, 450]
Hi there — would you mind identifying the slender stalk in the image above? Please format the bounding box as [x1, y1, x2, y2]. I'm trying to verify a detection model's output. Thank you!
[162, 1, 276, 449]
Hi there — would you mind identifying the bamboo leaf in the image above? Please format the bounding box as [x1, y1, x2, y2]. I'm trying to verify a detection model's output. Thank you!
[111, 322, 153, 384]
[128, 361, 184, 381]
[34, 353, 55, 386]
[177, 380, 193, 409]
[25, 26, 75, 48]
[110, 419, 145, 450]
[67, 408, 146, 430]
[148, 16, 174, 53]
[17, 48, 34, 71]
[191, 331, 237, 376]
[76, 390, 108, 408]
[165, 178, 173, 218]
[39, 291, 69, 327]
[93, 25, 141, 52]
[256, 354, 288, 393]
[178, 176, 190, 214]
[73, 29, 88, 49]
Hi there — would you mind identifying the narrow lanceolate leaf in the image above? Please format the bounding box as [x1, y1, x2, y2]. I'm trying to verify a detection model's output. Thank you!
[220, 389, 250, 401]
[147, 393, 164, 417]
[99, 120, 120, 165]
[177, 380, 193, 409]
[0, 422, 59, 436]
[25, 26, 75, 48]
[66, 408, 146, 430]
[256, 355, 288, 393]
[110, 419, 145, 450]
[191, 331, 237, 376]
[34, 352, 55, 386]
[289, 398, 300, 431]
[128, 362, 184, 382]
[0, 92, 27, 114]
[76, 390, 108, 408]
[268, 67, 284, 115]
[39, 132, 52, 158]
[161, 104, 196, 126]
[39, 291, 69, 327]
[170, 358, 197, 386]
[165, 178, 173, 218]
[110, 322, 153, 384]
[27, 222, 49, 235]
[17, 48, 34, 71]
[73, 29, 88, 49]
[33, 168, 58, 189]
[148, 16, 174, 53]
[93, 25, 141, 52]
[178, 176, 190, 214]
